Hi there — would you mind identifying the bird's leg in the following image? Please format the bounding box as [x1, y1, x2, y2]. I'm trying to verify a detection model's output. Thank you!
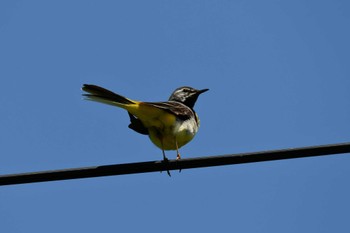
[162, 149, 171, 177]
[160, 139, 171, 177]
[162, 148, 168, 161]
[175, 140, 182, 173]
[175, 140, 181, 160]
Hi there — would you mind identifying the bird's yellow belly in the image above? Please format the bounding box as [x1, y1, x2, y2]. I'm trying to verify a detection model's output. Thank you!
[148, 118, 198, 151]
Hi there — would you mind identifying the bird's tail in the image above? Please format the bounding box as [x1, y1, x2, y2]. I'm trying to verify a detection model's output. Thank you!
[82, 84, 136, 107]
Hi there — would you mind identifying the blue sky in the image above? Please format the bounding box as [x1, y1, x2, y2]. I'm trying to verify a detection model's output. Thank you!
[1, 0, 350, 232]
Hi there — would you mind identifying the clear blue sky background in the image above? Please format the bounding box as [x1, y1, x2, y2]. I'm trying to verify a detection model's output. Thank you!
[1, 1, 350, 232]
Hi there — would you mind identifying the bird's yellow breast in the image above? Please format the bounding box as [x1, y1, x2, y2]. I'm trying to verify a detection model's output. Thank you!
[148, 117, 199, 151]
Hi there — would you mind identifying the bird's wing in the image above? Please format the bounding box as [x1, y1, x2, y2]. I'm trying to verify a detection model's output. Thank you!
[143, 101, 195, 121]
[128, 112, 149, 135]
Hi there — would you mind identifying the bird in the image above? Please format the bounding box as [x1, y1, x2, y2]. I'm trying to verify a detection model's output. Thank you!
[82, 84, 208, 165]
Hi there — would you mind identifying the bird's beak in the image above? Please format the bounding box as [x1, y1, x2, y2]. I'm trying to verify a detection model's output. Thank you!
[198, 88, 209, 95]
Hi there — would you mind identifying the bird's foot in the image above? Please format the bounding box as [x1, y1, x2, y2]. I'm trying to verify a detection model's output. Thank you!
[176, 153, 182, 173]
[161, 157, 171, 177]
[176, 153, 181, 160]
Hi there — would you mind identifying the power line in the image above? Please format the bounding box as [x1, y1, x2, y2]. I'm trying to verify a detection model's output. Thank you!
[1, 142, 349, 186]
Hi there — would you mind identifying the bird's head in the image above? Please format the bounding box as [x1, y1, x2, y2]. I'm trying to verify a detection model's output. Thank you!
[169, 86, 209, 108]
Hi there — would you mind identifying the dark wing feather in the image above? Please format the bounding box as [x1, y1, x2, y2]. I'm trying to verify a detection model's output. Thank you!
[145, 101, 195, 121]
[128, 112, 149, 135]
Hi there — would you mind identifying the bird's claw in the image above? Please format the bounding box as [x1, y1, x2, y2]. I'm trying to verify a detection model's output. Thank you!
[161, 157, 171, 177]
[176, 153, 182, 173]
[176, 153, 181, 160]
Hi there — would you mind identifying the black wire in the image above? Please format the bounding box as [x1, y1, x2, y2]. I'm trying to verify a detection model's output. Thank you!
[1, 142, 349, 186]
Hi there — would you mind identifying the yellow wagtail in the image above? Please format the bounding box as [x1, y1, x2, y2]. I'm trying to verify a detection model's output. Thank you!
[82, 84, 208, 162]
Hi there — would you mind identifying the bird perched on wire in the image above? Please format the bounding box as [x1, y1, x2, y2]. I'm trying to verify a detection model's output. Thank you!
[82, 84, 208, 166]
